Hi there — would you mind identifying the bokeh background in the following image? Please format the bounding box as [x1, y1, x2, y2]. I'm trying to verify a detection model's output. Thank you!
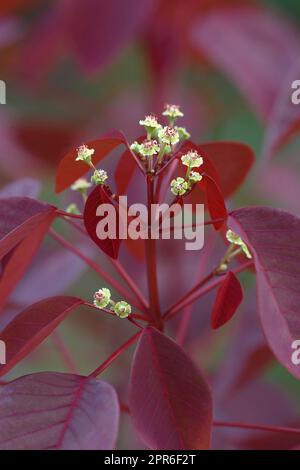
[1, 0, 300, 449]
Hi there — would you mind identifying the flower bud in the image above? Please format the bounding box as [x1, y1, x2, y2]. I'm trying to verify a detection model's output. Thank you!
[114, 301, 131, 318]
[130, 141, 141, 154]
[226, 229, 252, 259]
[189, 171, 202, 184]
[162, 104, 184, 120]
[71, 178, 92, 192]
[93, 288, 111, 309]
[176, 126, 191, 141]
[91, 169, 108, 185]
[66, 203, 80, 215]
[76, 145, 95, 165]
[139, 115, 162, 137]
[170, 177, 188, 196]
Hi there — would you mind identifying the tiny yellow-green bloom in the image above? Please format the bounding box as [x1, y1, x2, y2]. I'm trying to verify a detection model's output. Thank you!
[76, 144, 95, 165]
[139, 115, 161, 130]
[162, 104, 184, 119]
[139, 139, 160, 157]
[66, 203, 80, 215]
[71, 178, 92, 192]
[176, 126, 191, 141]
[181, 150, 203, 168]
[189, 171, 202, 184]
[226, 229, 252, 259]
[93, 288, 111, 309]
[170, 177, 188, 196]
[130, 141, 141, 154]
[91, 169, 108, 185]
[158, 126, 180, 146]
[114, 301, 131, 318]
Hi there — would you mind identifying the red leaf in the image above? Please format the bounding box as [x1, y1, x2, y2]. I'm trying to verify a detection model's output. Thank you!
[115, 135, 145, 195]
[129, 327, 213, 450]
[230, 207, 300, 379]
[84, 185, 121, 259]
[197, 174, 227, 229]
[192, 6, 300, 120]
[0, 198, 57, 307]
[0, 372, 119, 449]
[263, 61, 300, 158]
[199, 142, 254, 197]
[0, 296, 83, 377]
[55, 130, 127, 193]
[211, 271, 243, 329]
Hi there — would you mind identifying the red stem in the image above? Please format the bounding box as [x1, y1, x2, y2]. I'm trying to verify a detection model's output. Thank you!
[213, 421, 300, 435]
[89, 331, 141, 378]
[145, 175, 162, 328]
[57, 210, 83, 220]
[49, 229, 140, 310]
[164, 260, 254, 320]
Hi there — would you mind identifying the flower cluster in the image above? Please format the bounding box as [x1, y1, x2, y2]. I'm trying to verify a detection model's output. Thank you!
[170, 149, 203, 197]
[226, 230, 252, 259]
[130, 104, 190, 170]
[73, 144, 109, 194]
[93, 288, 132, 318]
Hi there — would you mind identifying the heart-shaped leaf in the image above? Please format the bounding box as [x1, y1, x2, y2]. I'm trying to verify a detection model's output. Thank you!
[211, 271, 243, 329]
[84, 185, 121, 259]
[230, 207, 300, 379]
[129, 327, 213, 450]
[0, 372, 119, 449]
[56, 130, 127, 193]
[0, 296, 84, 377]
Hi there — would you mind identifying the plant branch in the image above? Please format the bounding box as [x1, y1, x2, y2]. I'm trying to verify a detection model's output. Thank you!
[145, 175, 162, 327]
[57, 210, 83, 220]
[49, 228, 140, 310]
[89, 331, 141, 378]
[164, 260, 254, 320]
[213, 420, 300, 436]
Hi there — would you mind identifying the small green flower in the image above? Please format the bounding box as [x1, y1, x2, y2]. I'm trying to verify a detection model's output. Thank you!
[170, 177, 189, 196]
[139, 139, 160, 157]
[162, 104, 184, 120]
[130, 141, 141, 154]
[66, 203, 80, 215]
[76, 144, 95, 165]
[189, 171, 202, 184]
[139, 115, 162, 137]
[158, 126, 180, 146]
[71, 178, 92, 193]
[93, 288, 111, 309]
[91, 169, 108, 185]
[176, 126, 191, 141]
[114, 301, 132, 318]
[226, 229, 252, 259]
[181, 150, 203, 168]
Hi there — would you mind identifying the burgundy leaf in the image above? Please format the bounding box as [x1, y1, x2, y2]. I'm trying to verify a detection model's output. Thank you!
[56, 130, 127, 193]
[199, 142, 254, 198]
[0, 197, 56, 259]
[230, 207, 300, 379]
[0, 372, 119, 449]
[199, 174, 227, 229]
[211, 271, 243, 329]
[115, 135, 145, 195]
[84, 185, 121, 259]
[0, 296, 84, 377]
[192, 6, 300, 120]
[263, 60, 300, 158]
[62, 0, 156, 73]
[129, 327, 213, 450]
